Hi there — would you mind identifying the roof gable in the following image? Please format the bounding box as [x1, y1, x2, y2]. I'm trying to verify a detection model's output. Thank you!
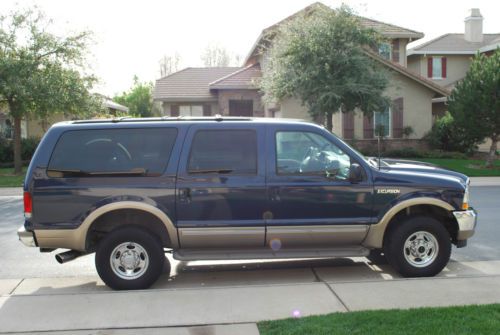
[244, 2, 423, 64]
[364, 50, 450, 97]
[209, 63, 262, 90]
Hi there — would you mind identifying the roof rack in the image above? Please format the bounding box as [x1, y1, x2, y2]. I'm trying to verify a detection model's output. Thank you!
[72, 116, 254, 124]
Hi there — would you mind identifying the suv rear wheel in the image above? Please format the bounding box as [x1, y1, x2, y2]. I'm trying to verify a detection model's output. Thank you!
[95, 226, 167, 290]
[384, 216, 451, 277]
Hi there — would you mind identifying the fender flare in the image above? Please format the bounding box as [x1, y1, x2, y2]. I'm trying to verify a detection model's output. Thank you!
[362, 197, 454, 249]
[36, 201, 179, 251]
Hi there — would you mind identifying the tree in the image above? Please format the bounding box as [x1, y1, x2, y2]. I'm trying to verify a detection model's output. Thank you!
[448, 49, 500, 167]
[114, 76, 156, 117]
[159, 52, 181, 77]
[260, 5, 390, 131]
[0, 7, 98, 174]
[201, 43, 231, 67]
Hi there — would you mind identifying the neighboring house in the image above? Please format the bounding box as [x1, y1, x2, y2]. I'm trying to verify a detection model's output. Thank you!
[407, 8, 500, 119]
[153, 2, 450, 149]
[407, 8, 499, 151]
[0, 95, 129, 139]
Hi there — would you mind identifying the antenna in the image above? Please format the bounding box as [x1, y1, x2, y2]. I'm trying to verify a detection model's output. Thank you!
[377, 133, 381, 170]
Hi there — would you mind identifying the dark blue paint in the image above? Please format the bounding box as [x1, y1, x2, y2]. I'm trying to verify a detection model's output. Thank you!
[24, 118, 468, 246]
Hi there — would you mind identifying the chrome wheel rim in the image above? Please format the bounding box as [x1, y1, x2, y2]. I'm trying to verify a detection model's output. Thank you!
[403, 231, 439, 268]
[110, 242, 149, 280]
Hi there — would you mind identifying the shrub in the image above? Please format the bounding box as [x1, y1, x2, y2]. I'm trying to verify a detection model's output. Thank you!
[0, 137, 40, 164]
[425, 112, 476, 153]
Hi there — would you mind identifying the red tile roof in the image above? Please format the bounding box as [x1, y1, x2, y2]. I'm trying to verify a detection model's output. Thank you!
[209, 63, 261, 90]
[154, 67, 240, 101]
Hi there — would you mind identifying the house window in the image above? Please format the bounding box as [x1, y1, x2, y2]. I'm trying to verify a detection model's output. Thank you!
[432, 58, 442, 79]
[179, 105, 203, 117]
[378, 43, 392, 60]
[428, 57, 447, 79]
[374, 107, 391, 138]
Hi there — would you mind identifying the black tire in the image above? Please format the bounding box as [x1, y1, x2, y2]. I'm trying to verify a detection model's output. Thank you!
[95, 226, 167, 290]
[384, 216, 451, 277]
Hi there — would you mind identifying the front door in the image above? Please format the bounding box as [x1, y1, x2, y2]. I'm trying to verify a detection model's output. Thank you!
[265, 125, 373, 249]
[176, 124, 266, 248]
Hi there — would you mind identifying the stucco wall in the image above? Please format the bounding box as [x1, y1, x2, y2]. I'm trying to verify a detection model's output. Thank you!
[27, 114, 67, 138]
[218, 90, 264, 117]
[281, 70, 436, 140]
[407, 54, 472, 88]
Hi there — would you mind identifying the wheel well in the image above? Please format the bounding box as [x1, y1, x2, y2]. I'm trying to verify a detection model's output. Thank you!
[86, 209, 172, 251]
[383, 205, 458, 246]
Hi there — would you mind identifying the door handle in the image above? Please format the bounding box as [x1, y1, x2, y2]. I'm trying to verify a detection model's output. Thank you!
[179, 188, 191, 203]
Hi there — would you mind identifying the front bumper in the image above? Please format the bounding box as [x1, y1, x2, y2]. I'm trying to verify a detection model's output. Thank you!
[17, 226, 37, 247]
[453, 209, 477, 240]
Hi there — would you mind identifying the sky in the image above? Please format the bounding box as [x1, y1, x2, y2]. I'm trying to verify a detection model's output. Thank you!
[1, 0, 499, 97]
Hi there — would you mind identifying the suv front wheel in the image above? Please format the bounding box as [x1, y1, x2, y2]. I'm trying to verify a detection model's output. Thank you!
[384, 216, 451, 277]
[95, 226, 166, 290]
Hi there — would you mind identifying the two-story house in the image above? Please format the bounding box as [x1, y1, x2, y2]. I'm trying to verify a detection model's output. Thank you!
[154, 2, 449, 150]
[407, 8, 500, 120]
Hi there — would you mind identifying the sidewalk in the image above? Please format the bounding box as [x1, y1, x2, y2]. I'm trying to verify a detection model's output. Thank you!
[469, 176, 500, 186]
[1, 260, 500, 334]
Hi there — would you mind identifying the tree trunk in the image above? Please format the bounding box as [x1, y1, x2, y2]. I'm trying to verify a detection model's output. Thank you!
[13, 116, 22, 175]
[485, 135, 498, 168]
[326, 112, 333, 132]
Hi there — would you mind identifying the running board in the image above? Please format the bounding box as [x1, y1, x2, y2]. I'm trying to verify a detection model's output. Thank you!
[173, 246, 369, 261]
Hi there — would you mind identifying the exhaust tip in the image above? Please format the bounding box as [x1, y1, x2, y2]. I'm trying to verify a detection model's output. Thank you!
[55, 254, 64, 264]
[55, 250, 83, 264]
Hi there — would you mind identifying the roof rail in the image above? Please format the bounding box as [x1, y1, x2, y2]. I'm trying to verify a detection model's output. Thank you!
[72, 116, 254, 124]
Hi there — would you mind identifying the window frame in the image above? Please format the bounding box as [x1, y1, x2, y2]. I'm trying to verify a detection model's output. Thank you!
[186, 128, 258, 176]
[378, 43, 392, 61]
[432, 57, 443, 80]
[179, 105, 204, 117]
[47, 127, 178, 178]
[373, 107, 392, 138]
[274, 130, 352, 178]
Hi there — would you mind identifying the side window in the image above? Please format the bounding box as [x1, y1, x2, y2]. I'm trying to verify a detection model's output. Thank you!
[276, 131, 351, 180]
[48, 128, 177, 177]
[188, 129, 257, 175]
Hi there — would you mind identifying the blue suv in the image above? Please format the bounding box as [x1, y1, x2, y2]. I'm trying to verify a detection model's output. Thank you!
[18, 117, 477, 290]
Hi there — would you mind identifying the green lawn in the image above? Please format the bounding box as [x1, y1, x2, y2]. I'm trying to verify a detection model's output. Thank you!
[412, 158, 500, 176]
[0, 167, 26, 187]
[258, 304, 500, 335]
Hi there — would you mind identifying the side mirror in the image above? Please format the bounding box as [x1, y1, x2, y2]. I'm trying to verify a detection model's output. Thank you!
[349, 163, 363, 183]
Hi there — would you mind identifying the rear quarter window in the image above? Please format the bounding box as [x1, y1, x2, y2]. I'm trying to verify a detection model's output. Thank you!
[48, 128, 177, 177]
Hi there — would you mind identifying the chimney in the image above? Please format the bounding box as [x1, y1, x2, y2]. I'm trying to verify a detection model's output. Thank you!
[464, 8, 483, 42]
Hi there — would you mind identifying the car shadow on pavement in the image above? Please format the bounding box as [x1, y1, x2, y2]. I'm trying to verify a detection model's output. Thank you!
[6, 257, 500, 296]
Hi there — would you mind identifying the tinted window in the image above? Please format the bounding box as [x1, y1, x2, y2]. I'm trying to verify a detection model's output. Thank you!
[276, 131, 351, 180]
[188, 130, 257, 174]
[48, 128, 177, 176]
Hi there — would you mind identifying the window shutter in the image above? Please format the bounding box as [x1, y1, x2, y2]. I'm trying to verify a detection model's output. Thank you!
[441, 57, 447, 78]
[392, 39, 400, 63]
[342, 112, 354, 139]
[363, 115, 374, 139]
[392, 97, 404, 138]
[427, 57, 433, 78]
[203, 104, 211, 116]
[171, 104, 179, 117]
